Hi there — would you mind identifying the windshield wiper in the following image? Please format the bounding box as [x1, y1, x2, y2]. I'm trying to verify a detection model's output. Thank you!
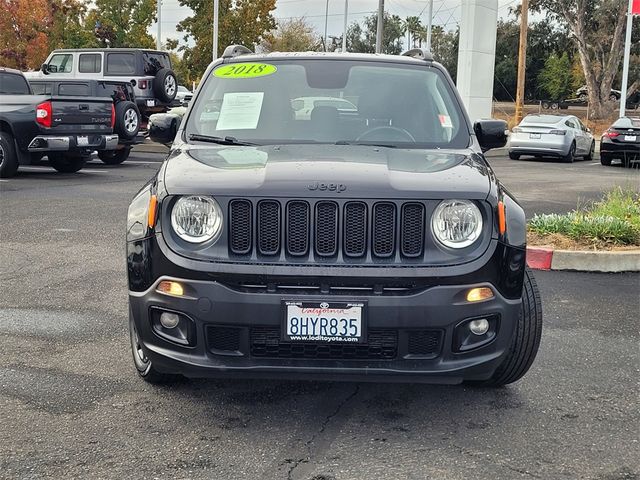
[189, 134, 258, 146]
[335, 141, 397, 148]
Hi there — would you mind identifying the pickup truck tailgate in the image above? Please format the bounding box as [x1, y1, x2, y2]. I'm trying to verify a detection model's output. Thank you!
[50, 96, 112, 132]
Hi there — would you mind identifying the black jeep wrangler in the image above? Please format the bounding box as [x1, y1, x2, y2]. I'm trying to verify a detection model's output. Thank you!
[127, 46, 542, 387]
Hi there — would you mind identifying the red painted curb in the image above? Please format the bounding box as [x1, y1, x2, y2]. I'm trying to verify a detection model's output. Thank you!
[526, 247, 554, 270]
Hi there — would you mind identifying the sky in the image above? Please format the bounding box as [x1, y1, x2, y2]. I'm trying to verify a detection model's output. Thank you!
[152, 0, 520, 50]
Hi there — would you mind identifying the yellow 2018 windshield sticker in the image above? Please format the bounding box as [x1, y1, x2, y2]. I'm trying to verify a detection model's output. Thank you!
[213, 63, 277, 79]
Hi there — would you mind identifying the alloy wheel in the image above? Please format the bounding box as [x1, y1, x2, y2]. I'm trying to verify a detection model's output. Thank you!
[124, 108, 138, 133]
[165, 75, 176, 97]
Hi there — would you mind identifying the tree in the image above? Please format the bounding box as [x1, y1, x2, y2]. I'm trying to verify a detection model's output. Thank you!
[0, 0, 50, 70]
[531, 0, 628, 118]
[84, 0, 156, 48]
[47, 0, 96, 50]
[403, 16, 422, 49]
[538, 52, 573, 100]
[176, 0, 276, 79]
[261, 17, 321, 53]
[346, 12, 404, 55]
[430, 26, 459, 81]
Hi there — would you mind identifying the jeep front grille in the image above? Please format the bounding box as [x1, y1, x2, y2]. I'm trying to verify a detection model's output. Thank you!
[228, 199, 427, 261]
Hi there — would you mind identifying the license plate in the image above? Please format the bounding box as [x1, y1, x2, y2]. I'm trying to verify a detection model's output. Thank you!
[283, 301, 364, 343]
[146, 99, 155, 107]
[624, 135, 637, 142]
[77, 136, 89, 146]
[530, 133, 541, 139]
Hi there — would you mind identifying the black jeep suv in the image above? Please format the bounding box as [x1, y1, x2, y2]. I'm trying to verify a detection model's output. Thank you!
[127, 46, 542, 387]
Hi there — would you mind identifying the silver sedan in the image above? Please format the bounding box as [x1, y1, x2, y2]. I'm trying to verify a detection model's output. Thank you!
[509, 114, 595, 162]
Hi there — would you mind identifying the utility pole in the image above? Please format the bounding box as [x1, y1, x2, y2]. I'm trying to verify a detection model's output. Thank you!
[514, 0, 529, 125]
[619, 0, 635, 117]
[342, 0, 349, 52]
[156, 0, 162, 50]
[425, 0, 433, 51]
[375, 0, 384, 53]
[324, 0, 330, 52]
[212, 0, 219, 60]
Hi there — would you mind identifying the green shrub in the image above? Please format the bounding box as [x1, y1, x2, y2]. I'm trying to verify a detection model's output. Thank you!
[528, 188, 640, 246]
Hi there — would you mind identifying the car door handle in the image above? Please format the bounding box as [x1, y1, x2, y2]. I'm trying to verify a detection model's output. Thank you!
[79, 104, 89, 111]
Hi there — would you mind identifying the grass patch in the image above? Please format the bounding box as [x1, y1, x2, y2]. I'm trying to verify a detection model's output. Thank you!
[528, 188, 640, 248]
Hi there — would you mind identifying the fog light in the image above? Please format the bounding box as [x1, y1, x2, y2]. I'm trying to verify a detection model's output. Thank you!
[160, 312, 180, 329]
[469, 318, 490, 335]
[157, 280, 184, 297]
[466, 287, 494, 302]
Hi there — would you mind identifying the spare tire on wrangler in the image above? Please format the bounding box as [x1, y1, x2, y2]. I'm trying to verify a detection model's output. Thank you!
[153, 68, 177, 104]
[115, 101, 140, 140]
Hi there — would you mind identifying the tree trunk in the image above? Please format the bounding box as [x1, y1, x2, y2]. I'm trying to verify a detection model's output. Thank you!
[627, 78, 640, 99]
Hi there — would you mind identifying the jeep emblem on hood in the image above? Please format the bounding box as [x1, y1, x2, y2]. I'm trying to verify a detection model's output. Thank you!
[307, 182, 347, 193]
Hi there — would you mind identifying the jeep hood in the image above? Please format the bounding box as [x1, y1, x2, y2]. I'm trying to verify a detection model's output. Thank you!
[162, 144, 492, 200]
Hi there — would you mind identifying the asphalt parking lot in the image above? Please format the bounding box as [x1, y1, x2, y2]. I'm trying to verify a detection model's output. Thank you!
[0, 150, 638, 480]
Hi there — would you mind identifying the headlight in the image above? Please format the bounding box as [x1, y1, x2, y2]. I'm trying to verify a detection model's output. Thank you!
[431, 200, 483, 248]
[171, 196, 223, 244]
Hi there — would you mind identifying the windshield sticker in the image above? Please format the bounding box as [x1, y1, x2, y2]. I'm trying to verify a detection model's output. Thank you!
[213, 63, 277, 79]
[439, 114, 453, 128]
[216, 92, 264, 130]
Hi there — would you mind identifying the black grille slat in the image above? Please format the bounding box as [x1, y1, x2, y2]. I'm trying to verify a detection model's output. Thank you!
[257, 201, 281, 255]
[251, 326, 397, 360]
[401, 203, 425, 257]
[229, 200, 252, 255]
[207, 326, 241, 352]
[286, 201, 310, 256]
[343, 202, 367, 257]
[372, 203, 396, 258]
[407, 330, 442, 356]
[315, 201, 338, 257]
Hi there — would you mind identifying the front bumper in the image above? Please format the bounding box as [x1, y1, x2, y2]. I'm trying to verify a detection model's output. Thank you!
[128, 240, 525, 384]
[28, 134, 119, 152]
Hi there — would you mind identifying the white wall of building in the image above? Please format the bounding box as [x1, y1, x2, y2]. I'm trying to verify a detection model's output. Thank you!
[456, 0, 499, 122]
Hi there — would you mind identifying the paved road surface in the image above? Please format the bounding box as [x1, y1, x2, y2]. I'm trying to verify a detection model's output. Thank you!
[0, 152, 638, 479]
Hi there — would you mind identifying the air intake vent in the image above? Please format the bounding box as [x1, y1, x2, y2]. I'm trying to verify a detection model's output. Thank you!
[286, 201, 310, 256]
[401, 203, 425, 257]
[372, 203, 396, 257]
[257, 200, 281, 255]
[343, 202, 367, 257]
[229, 200, 252, 255]
[315, 201, 338, 257]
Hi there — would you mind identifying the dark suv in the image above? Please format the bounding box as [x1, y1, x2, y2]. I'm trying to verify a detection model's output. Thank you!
[127, 46, 542, 387]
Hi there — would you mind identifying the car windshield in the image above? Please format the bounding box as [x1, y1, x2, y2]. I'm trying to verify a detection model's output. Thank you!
[185, 59, 469, 148]
[522, 115, 562, 125]
[612, 117, 640, 129]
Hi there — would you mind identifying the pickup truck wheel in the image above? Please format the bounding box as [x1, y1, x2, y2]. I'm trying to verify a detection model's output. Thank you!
[48, 153, 87, 173]
[154, 68, 178, 104]
[0, 131, 19, 178]
[115, 101, 140, 140]
[129, 315, 180, 384]
[98, 148, 130, 165]
[467, 268, 543, 387]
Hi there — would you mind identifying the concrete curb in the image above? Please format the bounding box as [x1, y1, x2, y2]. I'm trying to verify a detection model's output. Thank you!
[527, 246, 640, 273]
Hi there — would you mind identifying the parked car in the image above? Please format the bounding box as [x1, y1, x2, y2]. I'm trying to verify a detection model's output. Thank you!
[126, 46, 542, 387]
[0, 67, 117, 178]
[575, 86, 621, 102]
[24, 49, 177, 116]
[509, 114, 595, 162]
[28, 78, 142, 164]
[600, 116, 640, 167]
[175, 85, 193, 106]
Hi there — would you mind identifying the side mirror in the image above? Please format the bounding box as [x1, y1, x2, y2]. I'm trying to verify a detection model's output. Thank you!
[474, 119, 508, 153]
[149, 113, 181, 145]
[41, 63, 50, 74]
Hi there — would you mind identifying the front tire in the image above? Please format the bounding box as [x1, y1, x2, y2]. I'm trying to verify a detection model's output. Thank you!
[98, 148, 131, 165]
[129, 315, 180, 384]
[470, 268, 543, 387]
[48, 153, 87, 173]
[0, 131, 19, 178]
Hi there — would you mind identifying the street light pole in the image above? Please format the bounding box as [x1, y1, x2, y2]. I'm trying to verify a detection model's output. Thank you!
[375, 0, 384, 53]
[342, 0, 349, 52]
[425, 0, 433, 51]
[324, 0, 330, 51]
[619, 0, 634, 118]
[514, 0, 529, 125]
[157, 0, 162, 50]
[213, 0, 219, 60]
